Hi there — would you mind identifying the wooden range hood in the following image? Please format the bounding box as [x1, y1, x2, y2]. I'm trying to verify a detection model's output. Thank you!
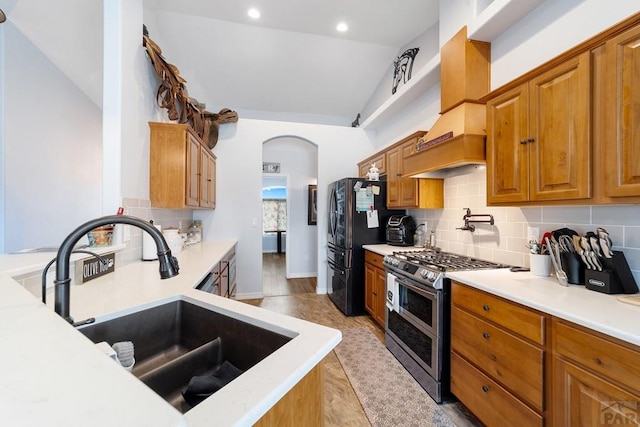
[404, 27, 491, 177]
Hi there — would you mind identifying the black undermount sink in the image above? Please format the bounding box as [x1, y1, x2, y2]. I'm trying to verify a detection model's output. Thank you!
[78, 299, 292, 413]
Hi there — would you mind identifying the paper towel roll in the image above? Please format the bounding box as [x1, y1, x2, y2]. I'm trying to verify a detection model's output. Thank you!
[142, 223, 161, 261]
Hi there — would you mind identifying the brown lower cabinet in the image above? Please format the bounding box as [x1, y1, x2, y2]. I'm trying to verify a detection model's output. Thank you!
[364, 251, 386, 327]
[552, 319, 640, 426]
[451, 280, 640, 427]
[450, 282, 544, 426]
[254, 362, 324, 426]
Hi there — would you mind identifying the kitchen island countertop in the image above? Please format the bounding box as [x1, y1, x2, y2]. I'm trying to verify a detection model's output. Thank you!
[0, 240, 341, 427]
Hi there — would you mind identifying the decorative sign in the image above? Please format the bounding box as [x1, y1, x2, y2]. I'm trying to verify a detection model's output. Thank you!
[76, 252, 116, 284]
[416, 131, 454, 152]
[392, 47, 420, 94]
[263, 162, 281, 173]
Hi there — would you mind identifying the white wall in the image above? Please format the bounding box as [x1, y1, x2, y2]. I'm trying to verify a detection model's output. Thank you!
[2, 19, 103, 251]
[263, 137, 318, 278]
[375, 0, 640, 283]
[194, 119, 376, 299]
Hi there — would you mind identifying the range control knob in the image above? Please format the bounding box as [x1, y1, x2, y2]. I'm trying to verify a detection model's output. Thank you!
[426, 271, 438, 282]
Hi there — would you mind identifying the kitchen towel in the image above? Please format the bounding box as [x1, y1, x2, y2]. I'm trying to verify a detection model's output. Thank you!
[386, 273, 399, 312]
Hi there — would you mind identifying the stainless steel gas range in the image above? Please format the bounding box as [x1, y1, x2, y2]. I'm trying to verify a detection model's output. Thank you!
[383, 249, 509, 403]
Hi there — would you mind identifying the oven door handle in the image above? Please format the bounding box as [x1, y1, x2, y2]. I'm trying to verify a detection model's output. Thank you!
[394, 274, 437, 300]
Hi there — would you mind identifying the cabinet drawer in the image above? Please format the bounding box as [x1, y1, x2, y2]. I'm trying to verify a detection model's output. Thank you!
[451, 352, 543, 427]
[451, 306, 544, 411]
[452, 282, 545, 345]
[553, 319, 640, 392]
[365, 251, 385, 270]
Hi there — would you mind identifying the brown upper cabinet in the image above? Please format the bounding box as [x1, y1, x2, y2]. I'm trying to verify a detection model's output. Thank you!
[357, 131, 444, 210]
[358, 152, 386, 178]
[604, 24, 640, 198]
[486, 52, 591, 204]
[485, 11, 640, 206]
[149, 122, 217, 209]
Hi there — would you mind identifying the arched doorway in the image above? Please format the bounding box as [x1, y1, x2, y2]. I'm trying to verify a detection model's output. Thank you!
[262, 136, 318, 296]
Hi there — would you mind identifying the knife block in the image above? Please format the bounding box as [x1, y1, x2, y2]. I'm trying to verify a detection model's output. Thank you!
[585, 251, 638, 295]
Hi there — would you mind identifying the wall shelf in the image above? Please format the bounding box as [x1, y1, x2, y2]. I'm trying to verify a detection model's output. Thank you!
[360, 0, 546, 131]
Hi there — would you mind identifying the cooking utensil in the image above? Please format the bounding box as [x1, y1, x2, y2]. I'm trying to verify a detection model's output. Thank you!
[597, 227, 613, 258]
[589, 234, 603, 259]
[541, 232, 553, 255]
[579, 236, 595, 270]
[546, 236, 568, 286]
[558, 235, 575, 253]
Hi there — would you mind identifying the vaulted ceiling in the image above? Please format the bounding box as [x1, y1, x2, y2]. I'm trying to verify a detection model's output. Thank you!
[2, 0, 439, 126]
[143, 0, 440, 125]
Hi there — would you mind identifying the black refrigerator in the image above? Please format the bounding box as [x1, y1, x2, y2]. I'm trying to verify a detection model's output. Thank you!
[327, 178, 403, 315]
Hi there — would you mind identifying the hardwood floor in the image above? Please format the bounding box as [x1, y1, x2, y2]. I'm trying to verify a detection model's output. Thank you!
[246, 254, 478, 426]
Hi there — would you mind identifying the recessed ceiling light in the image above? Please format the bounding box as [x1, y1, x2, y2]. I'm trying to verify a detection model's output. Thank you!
[336, 22, 348, 32]
[248, 8, 260, 19]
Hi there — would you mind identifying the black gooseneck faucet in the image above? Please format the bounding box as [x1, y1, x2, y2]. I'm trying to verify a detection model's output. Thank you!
[54, 215, 180, 323]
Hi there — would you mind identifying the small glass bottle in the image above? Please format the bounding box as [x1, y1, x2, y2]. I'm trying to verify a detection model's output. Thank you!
[429, 230, 436, 249]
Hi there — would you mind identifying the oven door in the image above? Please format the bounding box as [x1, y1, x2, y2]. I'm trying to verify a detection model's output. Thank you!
[386, 273, 441, 378]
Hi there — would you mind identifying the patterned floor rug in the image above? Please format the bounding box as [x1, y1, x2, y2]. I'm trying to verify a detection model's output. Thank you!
[334, 327, 456, 427]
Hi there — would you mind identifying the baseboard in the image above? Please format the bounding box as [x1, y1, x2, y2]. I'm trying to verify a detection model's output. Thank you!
[235, 291, 264, 300]
[287, 272, 317, 279]
[315, 285, 327, 295]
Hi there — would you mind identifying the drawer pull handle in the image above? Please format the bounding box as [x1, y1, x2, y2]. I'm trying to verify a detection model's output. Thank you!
[482, 305, 490, 311]
[482, 385, 489, 393]
[482, 332, 490, 339]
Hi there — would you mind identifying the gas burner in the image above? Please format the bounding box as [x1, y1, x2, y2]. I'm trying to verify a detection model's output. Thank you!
[390, 249, 510, 272]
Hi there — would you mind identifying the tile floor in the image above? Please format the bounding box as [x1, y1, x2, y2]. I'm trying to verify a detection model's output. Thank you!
[244, 254, 481, 426]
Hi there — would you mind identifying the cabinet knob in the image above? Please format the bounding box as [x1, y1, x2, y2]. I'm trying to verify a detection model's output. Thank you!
[528, 137, 535, 143]
[595, 358, 603, 365]
[490, 354, 497, 361]
[520, 139, 528, 145]
[482, 385, 490, 393]
[372, 292, 378, 296]
[482, 304, 490, 311]
[482, 332, 490, 339]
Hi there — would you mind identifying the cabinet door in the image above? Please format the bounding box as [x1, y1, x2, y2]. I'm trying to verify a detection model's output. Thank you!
[199, 147, 216, 208]
[373, 267, 387, 327]
[605, 24, 640, 197]
[529, 51, 591, 201]
[553, 358, 640, 426]
[486, 83, 530, 204]
[185, 133, 200, 207]
[399, 140, 419, 208]
[364, 263, 376, 318]
[386, 147, 401, 207]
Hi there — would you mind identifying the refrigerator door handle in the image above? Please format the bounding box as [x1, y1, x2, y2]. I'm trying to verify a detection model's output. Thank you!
[327, 258, 345, 275]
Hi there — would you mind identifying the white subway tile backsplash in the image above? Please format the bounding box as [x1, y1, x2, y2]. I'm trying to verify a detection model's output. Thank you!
[407, 169, 640, 279]
[593, 205, 640, 226]
[624, 227, 640, 249]
[542, 206, 591, 224]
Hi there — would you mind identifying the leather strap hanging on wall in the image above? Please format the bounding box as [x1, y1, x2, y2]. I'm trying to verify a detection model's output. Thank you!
[142, 27, 238, 148]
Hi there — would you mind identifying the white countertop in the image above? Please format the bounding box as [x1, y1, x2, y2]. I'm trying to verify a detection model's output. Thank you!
[0, 241, 341, 427]
[364, 243, 640, 347]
